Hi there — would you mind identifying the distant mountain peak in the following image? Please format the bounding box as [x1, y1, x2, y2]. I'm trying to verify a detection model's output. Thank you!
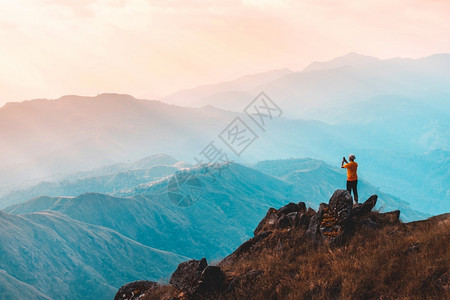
[303, 52, 380, 72]
[1, 93, 141, 111]
[342, 51, 374, 58]
[159, 68, 293, 106]
[57, 93, 138, 102]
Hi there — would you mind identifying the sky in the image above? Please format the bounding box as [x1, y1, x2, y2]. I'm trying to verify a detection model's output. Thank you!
[0, 0, 449, 106]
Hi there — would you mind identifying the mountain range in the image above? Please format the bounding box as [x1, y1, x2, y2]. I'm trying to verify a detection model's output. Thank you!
[0, 94, 236, 192]
[0, 154, 188, 209]
[1, 53, 449, 215]
[0, 209, 187, 299]
[161, 52, 450, 118]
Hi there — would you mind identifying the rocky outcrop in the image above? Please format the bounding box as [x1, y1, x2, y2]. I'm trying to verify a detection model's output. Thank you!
[314, 190, 354, 243]
[305, 203, 327, 243]
[352, 195, 377, 216]
[168, 258, 226, 298]
[252, 190, 385, 245]
[254, 201, 309, 235]
[253, 208, 277, 235]
[114, 280, 159, 300]
[169, 258, 208, 294]
[305, 190, 380, 244]
[241, 190, 383, 249]
[190, 266, 226, 297]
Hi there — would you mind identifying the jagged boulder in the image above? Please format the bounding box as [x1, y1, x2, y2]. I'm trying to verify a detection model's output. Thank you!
[277, 202, 299, 215]
[305, 203, 327, 243]
[352, 195, 377, 217]
[170, 258, 208, 294]
[254, 202, 307, 235]
[277, 214, 292, 228]
[169, 259, 226, 298]
[328, 189, 353, 221]
[114, 280, 159, 300]
[295, 212, 310, 229]
[298, 202, 307, 213]
[254, 208, 277, 235]
[191, 266, 226, 297]
[306, 190, 354, 244]
[306, 191, 385, 244]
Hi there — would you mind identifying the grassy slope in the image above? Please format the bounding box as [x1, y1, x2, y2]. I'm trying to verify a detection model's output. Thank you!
[145, 212, 450, 300]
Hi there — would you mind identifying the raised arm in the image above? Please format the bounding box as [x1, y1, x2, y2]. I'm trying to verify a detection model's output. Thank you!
[341, 156, 348, 168]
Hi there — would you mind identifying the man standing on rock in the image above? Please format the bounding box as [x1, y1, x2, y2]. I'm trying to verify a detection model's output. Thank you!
[341, 154, 358, 203]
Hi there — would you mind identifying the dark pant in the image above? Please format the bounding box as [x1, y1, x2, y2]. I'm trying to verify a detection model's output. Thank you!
[347, 180, 358, 203]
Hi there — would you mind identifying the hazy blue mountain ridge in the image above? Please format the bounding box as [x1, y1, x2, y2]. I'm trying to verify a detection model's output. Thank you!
[0, 209, 187, 300]
[163, 53, 450, 118]
[5, 163, 294, 259]
[0, 94, 236, 192]
[0, 154, 189, 209]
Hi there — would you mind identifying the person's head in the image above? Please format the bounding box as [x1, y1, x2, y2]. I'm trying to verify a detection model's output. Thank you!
[349, 154, 356, 162]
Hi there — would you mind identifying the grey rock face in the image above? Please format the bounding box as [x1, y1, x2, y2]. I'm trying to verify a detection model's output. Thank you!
[353, 195, 378, 217]
[169, 258, 208, 293]
[114, 281, 159, 300]
[191, 266, 226, 297]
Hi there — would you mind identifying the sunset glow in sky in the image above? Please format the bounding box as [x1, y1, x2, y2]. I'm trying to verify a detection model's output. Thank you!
[1, 0, 449, 105]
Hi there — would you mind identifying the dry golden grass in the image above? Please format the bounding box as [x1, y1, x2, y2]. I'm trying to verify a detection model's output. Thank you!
[144, 213, 449, 300]
[219, 214, 450, 300]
